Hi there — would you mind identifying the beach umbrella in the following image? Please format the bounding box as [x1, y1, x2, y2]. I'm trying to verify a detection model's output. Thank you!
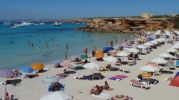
[103, 56, 117, 63]
[95, 50, 104, 59]
[0, 69, 14, 78]
[116, 51, 129, 57]
[60, 60, 75, 68]
[42, 76, 58, 84]
[83, 62, 100, 70]
[31, 63, 44, 71]
[141, 65, 159, 72]
[0, 85, 6, 100]
[165, 30, 171, 36]
[147, 37, 154, 41]
[150, 40, 158, 45]
[172, 45, 179, 49]
[156, 38, 165, 42]
[167, 48, 177, 53]
[124, 48, 139, 53]
[159, 53, 175, 59]
[154, 30, 161, 35]
[103, 47, 114, 53]
[137, 45, 147, 49]
[20, 66, 33, 73]
[107, 95, 133, 100]
[174, 30, 179, 35]
[151, 57, 167, 64]
[40, 91, 72, 100]
[144, 42, 153, 46]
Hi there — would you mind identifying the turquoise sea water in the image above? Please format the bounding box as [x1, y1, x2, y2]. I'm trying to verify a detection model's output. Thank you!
[0, 23, 133, 69]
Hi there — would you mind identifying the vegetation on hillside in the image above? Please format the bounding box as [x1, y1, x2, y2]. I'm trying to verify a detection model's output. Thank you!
[174, 14, 179, 29]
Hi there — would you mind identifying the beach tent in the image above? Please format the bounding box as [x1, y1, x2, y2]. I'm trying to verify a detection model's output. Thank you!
[151, 57, 167, 64]
[103, 47, 114, 53]
[116, 51, 129, 57]
[20, 66, 33, 73]
[159, 53, 175, 59]
[103, 56, 117, 63]
[83, 62, 100, 70]
[0, 69, 14, 78]
[95, 50, 104, 59]
[40, 91, 72, 100]
[170, 72, 179, 87]
[31, 63, 44, 71]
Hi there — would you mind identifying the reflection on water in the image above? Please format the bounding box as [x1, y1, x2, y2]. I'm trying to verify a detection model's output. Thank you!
[0, 23, 133, 69]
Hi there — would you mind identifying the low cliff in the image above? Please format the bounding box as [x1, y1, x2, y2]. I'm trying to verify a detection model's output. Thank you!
[78, 18, 174, 33]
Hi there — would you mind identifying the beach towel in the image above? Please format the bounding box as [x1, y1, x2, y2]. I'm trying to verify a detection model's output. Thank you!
[91, 93, 110, 100]
[109, 75, 127, 81]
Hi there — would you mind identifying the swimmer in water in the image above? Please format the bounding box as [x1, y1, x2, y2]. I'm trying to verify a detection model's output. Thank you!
[45, 42, 48, 48]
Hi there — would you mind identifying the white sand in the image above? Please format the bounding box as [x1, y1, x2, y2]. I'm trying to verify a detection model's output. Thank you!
[2, 43, 179, 100]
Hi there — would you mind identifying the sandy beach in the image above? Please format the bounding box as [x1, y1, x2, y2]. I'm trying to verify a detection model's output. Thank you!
[2, 41, 179, 100]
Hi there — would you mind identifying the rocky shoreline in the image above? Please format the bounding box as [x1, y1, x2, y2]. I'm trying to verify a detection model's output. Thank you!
[78, 17, 174, 33]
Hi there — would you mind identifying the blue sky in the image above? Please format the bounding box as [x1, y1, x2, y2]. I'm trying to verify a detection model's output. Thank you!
[0, 0, 179, 20]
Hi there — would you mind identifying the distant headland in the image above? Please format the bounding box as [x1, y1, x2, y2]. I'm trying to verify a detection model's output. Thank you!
[77, 13, 179, 33]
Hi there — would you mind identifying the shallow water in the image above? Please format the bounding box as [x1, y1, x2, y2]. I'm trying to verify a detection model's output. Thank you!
[0, 23, 133, 69]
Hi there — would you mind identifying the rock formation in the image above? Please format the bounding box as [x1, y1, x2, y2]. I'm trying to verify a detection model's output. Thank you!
[78, 18, 174, 33]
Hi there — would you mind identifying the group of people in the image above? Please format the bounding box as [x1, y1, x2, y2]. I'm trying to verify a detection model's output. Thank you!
[90, 81, 113, 95]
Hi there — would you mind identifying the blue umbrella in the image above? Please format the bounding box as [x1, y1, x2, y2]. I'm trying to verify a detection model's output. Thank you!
[20, 66, 33, 73]
[103, 47, 114, 53]
[0, 69, 14, 78]
[147, 37, 154, 41]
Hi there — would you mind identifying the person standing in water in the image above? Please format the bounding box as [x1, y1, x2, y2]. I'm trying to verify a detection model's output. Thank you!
[83, 48, 88, 55]
[65, 51, 68, 59]
[92, 46, 96, 57]
[110, 40, 113, 47]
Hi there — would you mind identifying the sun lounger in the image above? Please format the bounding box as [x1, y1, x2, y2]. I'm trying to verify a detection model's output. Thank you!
[130, 79, 150, 90]
[109, 75, 127, 81]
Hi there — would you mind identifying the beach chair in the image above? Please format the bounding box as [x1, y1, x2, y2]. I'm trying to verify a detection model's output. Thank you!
[130, 79, 150, 90]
